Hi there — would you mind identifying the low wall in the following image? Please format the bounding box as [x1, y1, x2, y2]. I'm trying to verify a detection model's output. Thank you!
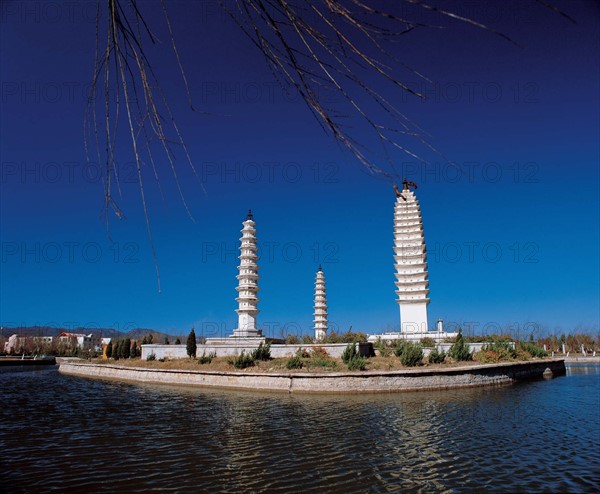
[59, 359, 566, 394]
[141, 343, 366, 361]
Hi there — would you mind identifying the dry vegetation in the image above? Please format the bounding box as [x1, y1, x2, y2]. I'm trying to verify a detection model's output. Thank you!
[90, 353, 546, 373]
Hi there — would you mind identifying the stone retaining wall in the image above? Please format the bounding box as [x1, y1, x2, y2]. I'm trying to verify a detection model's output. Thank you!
[59, 359, 566, 394]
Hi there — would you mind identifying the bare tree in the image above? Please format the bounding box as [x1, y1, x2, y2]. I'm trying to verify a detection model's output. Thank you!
[85, 1, 575, 288]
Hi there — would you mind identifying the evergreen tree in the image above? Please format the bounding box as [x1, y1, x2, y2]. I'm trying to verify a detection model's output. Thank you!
[164, 336, 170, 345]
[175, 338, 181, 345]
[121, 338, 131, 359]
[148, 333, 154, 344]
[130, 342, 137, 358]
[186, 328, 197, 358]
[142, 336, 148, 345]
[106, 340, 113, 359]
[449, 328, 472, 361]
[113, 340, 120, 360]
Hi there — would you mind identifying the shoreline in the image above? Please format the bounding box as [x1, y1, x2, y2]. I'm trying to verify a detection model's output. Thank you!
[59, 358, 567, 394]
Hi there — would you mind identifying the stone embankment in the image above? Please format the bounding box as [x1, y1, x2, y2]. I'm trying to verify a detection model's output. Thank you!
[59, 359, 566, 394]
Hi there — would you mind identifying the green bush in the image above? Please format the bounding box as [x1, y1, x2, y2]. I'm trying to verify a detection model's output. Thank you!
[251, 342, 271, 361]
[146, 352, 156, 361]
[449, 328, 472, 361]
[399, 343, 423, 367]
[232, 351, 255, 369]
[428, 347, 446, 364]
[393, 341, 410, 358]
[347, 356, 367, 371]
[301, 335, 315, 344]
[286, 353, 304, 369]
[518, 341, 548, 358]
[374, 337, 392, 357]
[310, 357, 338, 369]
[342, 343, 357, 364]
[198, 351, 216, 364]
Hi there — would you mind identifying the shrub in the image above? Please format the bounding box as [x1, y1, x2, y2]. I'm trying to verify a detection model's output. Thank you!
[420, 337, 436, 348]
[322, 331, 342, 343]
[428, 347, 446, 364]
[342, 343, 357, 364]
[286, 353, 303, 369]
[518, 341, 548, 358]
[301, 335, 315, 344]
[146, 353, 156, 361]
[308, 347, 336, 369]
[374, 337, 392, 357]
[393, 341, 410, 358]
[105, 341, 113, 359]
[232, 351, 255, 369]
[186, 328, 197, 358]
[341, 331, 368, 343]
[399, 343, 423, 367]
[474, 349, 500, 364]
[449, 328, 472, 361]
[483, 341, 516, 360]
[175, 338, 181, 345]
[310, 357, 338, 369]
[198, 351, 216, 364]
[285, 334, 299, 344]
[347, 356, 367, 371]
[311, 346, 329, 359]
[251, 342, 271, 361]
[121, 338, 131, 359]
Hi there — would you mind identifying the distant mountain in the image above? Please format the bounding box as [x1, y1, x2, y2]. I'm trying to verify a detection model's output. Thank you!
[0, 326, 186, 343]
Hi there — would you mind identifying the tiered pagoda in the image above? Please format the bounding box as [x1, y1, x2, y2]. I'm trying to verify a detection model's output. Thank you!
[232, 210, 262, 338]
[313, 266, 328, 341]
[394, 179, 430, 334]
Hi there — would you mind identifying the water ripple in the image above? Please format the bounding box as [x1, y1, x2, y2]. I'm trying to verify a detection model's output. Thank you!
[0, 365, 599, 493]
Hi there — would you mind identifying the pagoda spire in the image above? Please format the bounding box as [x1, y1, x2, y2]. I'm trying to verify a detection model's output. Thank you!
[314, 266, 328, 341]
[393, 183, 430, 333]
[232, 211, 262, 338]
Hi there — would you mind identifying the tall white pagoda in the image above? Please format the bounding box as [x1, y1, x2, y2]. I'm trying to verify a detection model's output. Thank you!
[313, 265, 328, 341]
[394, 179, 430, 334]
[232, 210, 263, 338]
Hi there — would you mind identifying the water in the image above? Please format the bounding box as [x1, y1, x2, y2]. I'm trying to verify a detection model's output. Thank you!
[1, 365, 598, 493]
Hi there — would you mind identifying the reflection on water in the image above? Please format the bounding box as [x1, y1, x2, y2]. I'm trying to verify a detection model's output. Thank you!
[0, 365, 598, 492]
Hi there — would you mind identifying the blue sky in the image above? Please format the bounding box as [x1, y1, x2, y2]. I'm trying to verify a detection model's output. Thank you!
[1, 0, 598, 339]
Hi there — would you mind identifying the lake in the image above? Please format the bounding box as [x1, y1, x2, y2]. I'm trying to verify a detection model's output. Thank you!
[0, 364, 598, 492]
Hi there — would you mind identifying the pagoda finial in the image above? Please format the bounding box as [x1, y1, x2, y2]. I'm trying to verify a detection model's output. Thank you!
[318, 264, 323, 272]
[246, 209, 253, 221]
[403, 178, 418, 191]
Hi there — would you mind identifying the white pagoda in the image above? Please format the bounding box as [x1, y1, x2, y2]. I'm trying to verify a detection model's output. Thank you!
[232, 210, 263, 339]
[313, 265, 328, 341]
[368, 180, 455, 343]
[394, 179, 430, 334]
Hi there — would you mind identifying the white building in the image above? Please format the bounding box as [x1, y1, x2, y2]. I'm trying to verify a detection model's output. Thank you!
[232, 210, 263, 339]
[394, 180, 430, 333]
[314, 266, 328, 341]
[369, 181, 456, 343]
